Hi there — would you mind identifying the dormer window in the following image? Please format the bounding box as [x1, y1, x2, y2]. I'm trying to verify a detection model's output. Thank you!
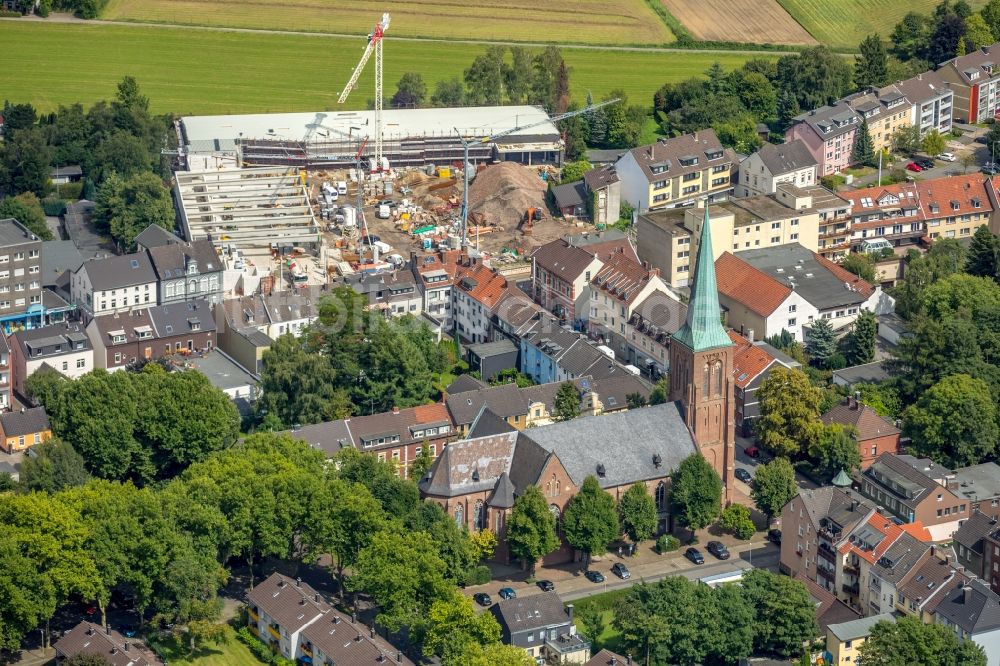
[679, 155, 698, 167]
[705, 149, 723, 160]
[188, 318, 201, 331]
[950, 200, 960, 211]
[187, 260, 198, 275]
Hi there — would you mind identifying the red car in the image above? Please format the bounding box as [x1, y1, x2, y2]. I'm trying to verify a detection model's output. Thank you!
[906, 162, 923, 172]
[744, 446, 761, 458]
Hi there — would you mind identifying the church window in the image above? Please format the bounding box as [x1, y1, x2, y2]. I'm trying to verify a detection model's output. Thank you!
[714, 361, 723, 397]
[455, 503, 464, 525]
[703, 364, 710, 398]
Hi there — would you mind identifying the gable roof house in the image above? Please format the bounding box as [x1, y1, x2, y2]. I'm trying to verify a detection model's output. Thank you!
[9, 323, 93, 396]
[70, 251, 158, 319]
[821, 394, 901, 469]
[785, 101, 860, 177]
[894, 547, 966, 621]
[893, 70, 954, 135]
[622, 289, 687, 379]
[0, 406, 51, 454]
[552, 180, 590, 220]
[933, 578, 1000, 665]
[953, 510, 999, 582]
[410, 249, 461, 328]
[936, 43, 1000, 124]
[714, 251, 814, 342]
[146, 238, 223, 306]
[54, 620, 161, 666]
[728, 329, 800, 436]
[843, 84, 913, 154]
[737, 139, 818, 197]
[583, 165, 622, 226]
[489, 592, 590, 664]
[452, 258, 512, 344]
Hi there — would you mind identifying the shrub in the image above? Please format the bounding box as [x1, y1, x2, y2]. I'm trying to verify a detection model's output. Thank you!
[0, 9, 22, 16]
[820, 174, 846, 190]
[41, 197, 66, 217]
[56, 181, 84, 201]
[656, 534, 680, 553]
[719, 504, 756, 540]
[236, 626, 278, 665]
[465, 564, 492, 586]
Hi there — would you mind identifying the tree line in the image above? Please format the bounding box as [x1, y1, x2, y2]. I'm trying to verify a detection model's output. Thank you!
[1, 77, 175, 251]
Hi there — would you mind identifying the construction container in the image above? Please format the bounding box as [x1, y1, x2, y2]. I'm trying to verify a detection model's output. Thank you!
[437, 167, 451, 179]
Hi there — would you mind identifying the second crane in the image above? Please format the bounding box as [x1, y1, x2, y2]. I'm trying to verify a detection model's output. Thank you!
[339, 12, 390, 172]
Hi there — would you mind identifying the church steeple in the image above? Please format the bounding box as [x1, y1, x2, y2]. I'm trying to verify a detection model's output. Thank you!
[672, 206, 730, 352]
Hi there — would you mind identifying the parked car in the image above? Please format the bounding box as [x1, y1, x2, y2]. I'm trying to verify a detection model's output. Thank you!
[536, 580, 555, 592]
[377, 199, 394, 208]
[906, 162, 923, 172]
[916, 158, 935, 168]
[706, 541, 731, 560]
[473, 592, 492, 606]
[767, 528, 782, 544]
[982, 165, 1000, 175]
[735, 468, 753, 483]
[938, 152, 956, 162]
[684, 547, 705, 565]
[498, 587, 516, 600]
[121, 625, 137, 638]
[743, 446, 760, 458]
[359, 234, 381, 246]
[611, 563, 631, 579]
[585, 570, 605, 583]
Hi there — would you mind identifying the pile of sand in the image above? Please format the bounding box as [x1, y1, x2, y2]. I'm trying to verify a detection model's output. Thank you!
[467, 162, 548, 229]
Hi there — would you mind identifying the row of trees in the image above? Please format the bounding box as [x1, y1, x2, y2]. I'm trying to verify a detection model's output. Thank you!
[891, 0, 1000, 68]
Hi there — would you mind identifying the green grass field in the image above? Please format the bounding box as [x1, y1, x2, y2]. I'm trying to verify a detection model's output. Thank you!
[777, 0, 988, 48]
[149, 625, 266, 666]
[101, 0, 674, 45]
[0, 22, 769, 116]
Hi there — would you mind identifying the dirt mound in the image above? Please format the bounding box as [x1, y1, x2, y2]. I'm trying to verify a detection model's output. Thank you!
[467, 162, 548, 229]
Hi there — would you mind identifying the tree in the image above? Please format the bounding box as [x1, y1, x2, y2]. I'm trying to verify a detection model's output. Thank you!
[668, 454, 722, 534]
[750, 457, 797, 524]
[553, 381, 580, 422]
[65, 656, 114, 666]
[431, 78, 465, 107]
[903, 374, 999, 467]
[811, 424, 862, 481]
[560, 159, 592, 184]
[845, 310, 877, 365]
[775, 46, 853, 110]
[504, 485, 559, 576]
[19, 438, 91, 493]
[562, 475, 620, 567]
[777, 91, 801, 130]
[1, 101, 37, 134]
[984, 0, 1000, 40]
[93, 171, 174, 252]
[349, 530, 453, 632]
[965, 14, 994, 51]
[891, 124, 922, 156]
[891, 12, 931, 59]
[506, 46, 533, 104]
[852, 118, 876, 167]
[927, 14, 967, 64]
[391, 72, 427, 108]
[858, 615, 986, 666]
[741, 569, 818, 658]
[442, 642, 535, 666]
[922, 129, 947, 157]
[855, 382, 902, 418]
[841, 252, 877, 283]
[585, 91, 608, 145]
[713, 112, 764, 154]
[755, 367, 823, 458]
[93, 130, 152, 181]
[806, 319, 837, 369]
[409, 443, 434, 480]
[531, 46, 566, 112]
[419, 590, 501, 657]
[116, 75, 149, 113]
[718, 503, 755, 540]
[464, 46, 507, 106]
[965, 224, 1000, 280]
[735, 71, 777, 122]
[618, 482, 658, 544]
[856, 35, 891, 88]
[0, 192, 54, 240]
[258, 334, 350, 427]
[1, 128, 52, 197]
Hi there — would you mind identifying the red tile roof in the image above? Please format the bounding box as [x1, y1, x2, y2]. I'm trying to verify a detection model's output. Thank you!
[591, 249, 658, 305]
[822, 397, 901, 441]
[843, 174, 993, 231]
[840, 514, 932, 564]
[455, 262, 510, 309]
[715, 252, 791, 316]
[728, 330, 777, 389]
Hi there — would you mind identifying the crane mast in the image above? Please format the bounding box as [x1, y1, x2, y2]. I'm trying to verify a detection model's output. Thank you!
[338, 12, 390, 171]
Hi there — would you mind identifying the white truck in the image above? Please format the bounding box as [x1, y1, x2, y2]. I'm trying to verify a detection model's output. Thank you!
[336, 180, 348, 195]
[377, 204, 391, 219]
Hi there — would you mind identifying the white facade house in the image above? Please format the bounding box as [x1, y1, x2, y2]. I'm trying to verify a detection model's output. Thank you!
[70, 253, 158, 319]
[737, 140, 818, 197]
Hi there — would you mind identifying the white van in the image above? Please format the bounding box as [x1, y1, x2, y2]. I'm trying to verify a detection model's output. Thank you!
[337, 181, 348, 195]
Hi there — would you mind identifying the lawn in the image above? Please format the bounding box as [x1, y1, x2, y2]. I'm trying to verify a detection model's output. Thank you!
[570, 589, 628, 653]
[777, 0, 988, 48]
[101, 0, 674, 45]
[148, 624, 267, 666]
[0, 22, 769, 116]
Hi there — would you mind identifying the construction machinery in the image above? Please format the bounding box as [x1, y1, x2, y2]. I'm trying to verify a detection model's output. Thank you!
[338, 12, 390, 171]
[520, 207, 542, 235]
[455, 98, 620, 249]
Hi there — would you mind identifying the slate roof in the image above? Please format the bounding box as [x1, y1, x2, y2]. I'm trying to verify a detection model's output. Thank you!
[934, 578, 1000, 634]
[54, 621, 161, 666]
[447, 382, 530, 426]
[821, 397, 900, 441]
[0, 407, 50, 438]
[489, 592, 571, 634]
[508, 432, 554, 494]
[78, 251, 157, 290]
[796, 486, 874, 535]
[552, 181, 588, 210]
[630, 289, 687, 337]
[893, 70, 953, 104]
[41, 240, 85, 287]
[134, 223, 183, 250]
[146, 299, 216, 338]
[585, 649, 630, 666]
[13, 322, 92, 358]
[532, 238, 602, 281]
[620, 130, 733, 184]
[869, 531, 932, 583]
[953, 510, 998, 556]
[952, 463, 1000, 504]
[583, 165, 619, 190]
[791, 101, 859, 140]
[715, 252, 791, 317]
[247, 573, 330, 635]
[494, 289, 546, 336]
[487, 471, 517, 508]
[588, 373, 652, 410]
[260, 285, 323, 323]
[794, 573, 863, 634]
[147, 239, 220, 280]
[833, 362, 892, 386]
[828, 613, 895, 642]
[445, 374, 487, 394]
[753, 139, 817, 175]
[467, 339, 517, 360]
[300, 612, 414, 666]
[521, 402, 695, 488]
[420, 431, 519, 497]
[863, 453, 942, 511]
[89, 308, 156, 349]
[466, 406, 518, 439]
[897, 551, 963, 612]
[939, 44, 1000, 84]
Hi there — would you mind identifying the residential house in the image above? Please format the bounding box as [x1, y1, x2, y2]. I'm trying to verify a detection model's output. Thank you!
[489, 593, 590, 664]
[954, 511, 999, 582]
[0, 336, 10, 409]
[584, 165, 622, 226]
[987, 529, 1000, 595]
[134, 223, 185, 252]
[919, 174, 995, 242]
[519, 315, 650, 385]
[70, 252, 158, 319]
[246, 573, 412, 665]
[0, 218, 44, 331]
[786, 101, 860, 176]
[795, 574, 864, 635]
[453, 259, 511, 343]
[147, 237, 224, 306]
[50, 165, 83, 185]
[737, 139, 818, 197]
[636, 186, 822, 288]
[858, 453, 969, 541]
[410, 249, 460, 327]
[714, 252, 813, 342]
[833, 361, 892, 388]
[840, 181, 926, 252]
[821, 395, 902, 469]
[9, 323, 93, 395]
[585, 650, 631, 666]
[41, 239, 85, 303]
[933, 579, 1000, 665]
[893, 70, 954, 135]
[183, 350, 260, 416]
[291, 403, 453, 477]
[952, 463, 1000, 521]
[258, 287, 322, 339]
[808, 185, 856, 260]
[531, 231, 636, 325]
[54, 621, 161, 666]
[894, 547, 966, 621]
[620, 290, 687, 378]
[349, 269, 422, 319]
[552, 180, 590, 220]
[825, 614, 895, 666]
[88, 300, 216, 371]
[492, 288, 547, 344]
[728, 330, 800, 436]
[615, 130, 735, 212]
[844, 85, 913, 153]
[467, 339, 518, 381]
[854, 524, 932, 615]
[0, 406, 51, 453]
[936, 44, 1000, 123]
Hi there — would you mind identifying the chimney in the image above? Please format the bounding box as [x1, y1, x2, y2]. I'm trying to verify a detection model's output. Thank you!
[931, 544, 937, 558]
[106, 625, 111, 636]
[124, 642, 130, 652]
[370, 627, 375, 639]
[627, 656, 633, 665]
[746, 328, 754, 343]
[964, 585, 973, 604]
[397, 652, 403, 663]
[854, 390, 861, 408]
[392, 405, 400, 414]
[314, 593, 320, 602]
[351, 613, 356, 624]
[295, 577, 302, 587]
[566, 604, 574, 622]
[612, 658, 617, 666]
[851, 499, 860, 512]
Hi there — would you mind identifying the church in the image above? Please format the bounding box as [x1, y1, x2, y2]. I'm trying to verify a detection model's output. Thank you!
[419, 207, 737, 562]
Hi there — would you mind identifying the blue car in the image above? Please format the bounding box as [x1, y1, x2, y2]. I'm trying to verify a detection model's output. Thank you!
[498, 587, 516, 600]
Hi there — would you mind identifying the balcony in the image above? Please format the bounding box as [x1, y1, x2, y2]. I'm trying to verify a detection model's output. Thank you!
[843, 582, 860, 596]
[545, 633, 590, 656]
[299, 644, 313, 657]
[817, 567, 835, 582]
[844, 564, 860, 576]
[267, 625, 281, 641]
[247, 608, 260, 622]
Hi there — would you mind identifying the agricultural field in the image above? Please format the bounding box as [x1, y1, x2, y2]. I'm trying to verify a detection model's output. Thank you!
[777, 0, 988, 48]
[100, 0, 674, 45]
[0, 22, 771, 116]
[661, 0, 816, 45]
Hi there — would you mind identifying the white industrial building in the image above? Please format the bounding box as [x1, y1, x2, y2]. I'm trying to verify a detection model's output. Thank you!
[176, 106, 563, 171]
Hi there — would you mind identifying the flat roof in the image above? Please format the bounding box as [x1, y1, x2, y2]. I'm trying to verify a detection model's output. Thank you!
[0, 218, 41, 247]
[186, 351, 259, 392]
[181, 106, 559, 152]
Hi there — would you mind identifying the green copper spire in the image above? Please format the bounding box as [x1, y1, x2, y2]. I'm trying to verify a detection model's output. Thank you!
[672, 206, 731, 352]
[832, 469, 853, 487]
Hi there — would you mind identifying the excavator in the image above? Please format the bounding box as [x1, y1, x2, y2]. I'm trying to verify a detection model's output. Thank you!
[519, 207, 542, 235]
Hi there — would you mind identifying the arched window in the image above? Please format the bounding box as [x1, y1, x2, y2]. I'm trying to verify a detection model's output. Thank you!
[703, 363, 710, 398]
[714, 361, 723, 397]
[473, 500, 485, 531]
[655, 482, 666, 510]
[454, 503, 464, 526]
[549, 504, 561, 529]
[189, 279, 198, 293]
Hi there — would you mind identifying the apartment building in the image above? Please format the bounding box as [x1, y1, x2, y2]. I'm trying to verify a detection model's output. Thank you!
[452, 259, 511, 344]
[844, 86, 913, 153]
[937, 44, 1000, 123]
[809, 185, 855, 260]
[0, 336, 10, 410]
[729, 330, 801, 436]
[615, 131, 735, 212]
[70, 252, 158, 319]
[894, 70, 954, 135]
[825, 615, 896, 666]
[786, 101, 860, 176]
[146, 238, 223, 306]
[9, 323, 93, 396]
[410, 249, 460, 327]
[0, 218, 43, 331]
[737, 139, 818, 197]
[622, 290, 687, 378]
